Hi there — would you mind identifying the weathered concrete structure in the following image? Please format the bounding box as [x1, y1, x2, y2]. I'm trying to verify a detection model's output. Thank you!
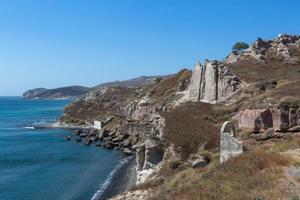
[188, 60, 241, 103]
[93, 120, 102, 129]
[220, 121, 243, 163]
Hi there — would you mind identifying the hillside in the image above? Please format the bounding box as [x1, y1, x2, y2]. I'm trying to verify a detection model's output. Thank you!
[23, 86, 92, 99]
[59, 34, 300, 200]
[23, 75, 167, 99]
[95, 75, 169, 89]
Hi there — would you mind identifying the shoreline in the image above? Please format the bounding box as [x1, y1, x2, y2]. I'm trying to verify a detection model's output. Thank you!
[33, 121, 94, 130]
[34, 121, 137, 200]
[94, 156, 136, 200]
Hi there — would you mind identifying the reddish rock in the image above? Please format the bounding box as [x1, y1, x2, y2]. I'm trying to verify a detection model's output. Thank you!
[271, 108, 289, 132]
[238, 109, 273, 131]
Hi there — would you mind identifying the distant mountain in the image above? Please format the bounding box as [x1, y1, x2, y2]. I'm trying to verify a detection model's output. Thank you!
[94, 75, 168, 89]
[23, 86, 92, 99]
[23, 75, 169, 99]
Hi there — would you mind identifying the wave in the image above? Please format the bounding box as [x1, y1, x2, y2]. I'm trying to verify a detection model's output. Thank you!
[91, 157, 132, 200]
[23, 126, 35, 129]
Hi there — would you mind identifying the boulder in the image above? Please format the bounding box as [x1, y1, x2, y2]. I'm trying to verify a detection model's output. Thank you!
[103, 136, 112, 142]
[64, 136, 71, 141]
[112, 138, 120, 143]
[79, 133, 87, 138]
[192, 157, 207, 168]
[138, 96, 151, 106]
[84, 139, 92, 145]
[122, 148, 132, 155]
[98, 129, 109, 140]
[122, 139, 131, 148]
[75, 129, 83, 136]
[89, 137, 97, 143]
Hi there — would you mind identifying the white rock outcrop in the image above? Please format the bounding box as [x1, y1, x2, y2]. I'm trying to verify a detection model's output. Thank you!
[187, 60, 241, 103]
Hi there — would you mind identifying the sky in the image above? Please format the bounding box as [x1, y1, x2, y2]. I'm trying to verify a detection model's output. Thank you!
[1, 0, 300, 96]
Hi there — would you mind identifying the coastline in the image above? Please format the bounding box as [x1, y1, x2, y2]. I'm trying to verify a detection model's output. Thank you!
[35, 121, 137, 200]
[94, 156, 136, 200]
[33, 121, 94, 130]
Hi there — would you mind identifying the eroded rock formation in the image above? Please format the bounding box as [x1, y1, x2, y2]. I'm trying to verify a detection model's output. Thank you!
[187, 60, 241, 103]
[237, 108, 300, 133]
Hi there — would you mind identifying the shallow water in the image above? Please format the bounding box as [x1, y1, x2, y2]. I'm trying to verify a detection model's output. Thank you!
[0, 97, 124, 200]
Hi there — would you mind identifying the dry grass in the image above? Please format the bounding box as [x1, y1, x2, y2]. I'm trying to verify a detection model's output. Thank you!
[161, 102, 219, 160]
[149, 146, 293, 200]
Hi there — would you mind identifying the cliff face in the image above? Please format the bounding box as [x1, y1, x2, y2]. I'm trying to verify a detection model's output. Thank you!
[60, 71, 191, 183]
[187, 60, 241, 103]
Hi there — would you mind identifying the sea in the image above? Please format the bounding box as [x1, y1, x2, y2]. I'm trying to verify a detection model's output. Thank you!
[0, 97, 129, 200]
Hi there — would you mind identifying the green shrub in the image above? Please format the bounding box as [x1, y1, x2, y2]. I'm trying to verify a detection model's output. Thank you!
[232, 42, 249, 52]
[278, 96, 300, 110]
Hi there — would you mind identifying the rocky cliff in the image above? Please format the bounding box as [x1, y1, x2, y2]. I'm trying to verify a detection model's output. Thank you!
[187, 60, 241, 103]
[59, 34, 300, 200]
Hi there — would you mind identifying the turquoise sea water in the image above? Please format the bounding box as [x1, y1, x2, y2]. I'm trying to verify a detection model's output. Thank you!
[0, 97, 123, 200]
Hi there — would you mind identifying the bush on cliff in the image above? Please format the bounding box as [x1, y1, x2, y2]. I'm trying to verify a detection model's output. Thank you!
[278, 96, 300, 110]
[232, 42, 249, 53]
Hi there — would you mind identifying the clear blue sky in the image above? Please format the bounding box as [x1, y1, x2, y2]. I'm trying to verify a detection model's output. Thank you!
[1, 0, 300, 96]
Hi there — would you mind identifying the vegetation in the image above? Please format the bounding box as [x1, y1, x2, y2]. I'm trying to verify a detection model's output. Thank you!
[168, 159, 182, 170]
[278, 96, 300, 110]
[149, 145, 294, 200]
[232, 42, 249, 52]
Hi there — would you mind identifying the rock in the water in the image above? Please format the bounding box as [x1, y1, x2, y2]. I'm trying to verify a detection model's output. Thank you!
[79, 133, 87, 138]
[84, 139, 92, 145]
[64, 136, 71, 141]
[75, 129, 82, 136]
